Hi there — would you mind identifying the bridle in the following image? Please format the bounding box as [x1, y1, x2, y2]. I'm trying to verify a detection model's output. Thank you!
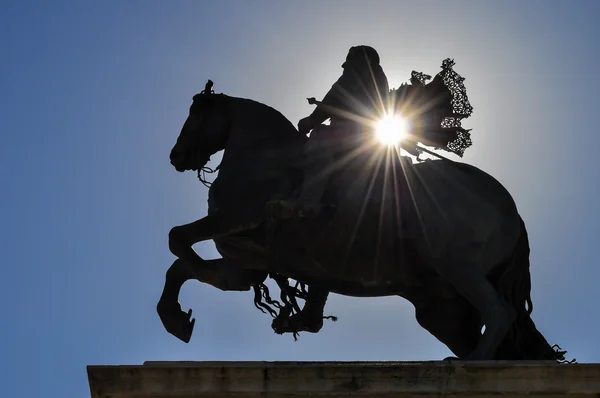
[191, 79, 226, 188]
[197, 162, 220, 188]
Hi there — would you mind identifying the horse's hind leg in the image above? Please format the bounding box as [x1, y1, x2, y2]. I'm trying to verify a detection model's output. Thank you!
[431, 254, 515, 360]
[414, 294, 482, 359]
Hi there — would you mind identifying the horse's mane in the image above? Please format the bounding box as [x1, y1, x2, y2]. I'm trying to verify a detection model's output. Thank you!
[224, 94, 303, 141]
[205, 93, 306, 213]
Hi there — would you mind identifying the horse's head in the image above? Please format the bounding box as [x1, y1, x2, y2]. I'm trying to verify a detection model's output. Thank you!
[170, 80, 230, 172]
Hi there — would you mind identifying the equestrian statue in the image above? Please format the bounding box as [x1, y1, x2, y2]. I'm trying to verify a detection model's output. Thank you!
[157, 46, 568, 361]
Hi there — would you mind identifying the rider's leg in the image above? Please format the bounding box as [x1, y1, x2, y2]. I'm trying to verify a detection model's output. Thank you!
[274, 127, 335, 217]
[295, 134, 334, 212]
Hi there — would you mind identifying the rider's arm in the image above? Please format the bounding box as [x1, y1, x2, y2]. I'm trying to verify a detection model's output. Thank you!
[310, 65, 390, 125]
[307, 74, 350, 127]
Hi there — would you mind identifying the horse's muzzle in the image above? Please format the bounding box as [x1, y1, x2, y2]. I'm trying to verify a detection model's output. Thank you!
[170, 148, 186, 172]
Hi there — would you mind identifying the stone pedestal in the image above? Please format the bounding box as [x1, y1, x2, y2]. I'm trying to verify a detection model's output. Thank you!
[87, 361, 600, 398]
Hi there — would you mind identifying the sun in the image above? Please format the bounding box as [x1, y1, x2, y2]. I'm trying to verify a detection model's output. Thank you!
[375, 115, 409, 146]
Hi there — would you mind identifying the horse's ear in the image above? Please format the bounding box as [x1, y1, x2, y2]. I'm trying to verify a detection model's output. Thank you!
[191, 80, 218, 111]
[192, 80, 215, 104]
[201, 80, 214, 95]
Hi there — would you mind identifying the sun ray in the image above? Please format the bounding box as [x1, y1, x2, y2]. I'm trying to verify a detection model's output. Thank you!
[398, 151, 457, 254]
[374, 148, 395, 275]
[304, 69, 458, 265]
[394, 144, 432, 251]
[343, 146, 386, 265]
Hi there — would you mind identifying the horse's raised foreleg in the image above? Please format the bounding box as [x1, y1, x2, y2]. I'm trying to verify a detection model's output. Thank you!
[157, 259, 197, 343]
[157, 258, 267, 342]
[170, 215, 224, 269]
[169, 214, 259, 272]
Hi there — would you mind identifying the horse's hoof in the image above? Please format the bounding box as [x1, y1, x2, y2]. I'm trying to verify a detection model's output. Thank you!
[443, 356, 460, 361]
[466, 349, 493, 361]
[157, 301, 195, 343]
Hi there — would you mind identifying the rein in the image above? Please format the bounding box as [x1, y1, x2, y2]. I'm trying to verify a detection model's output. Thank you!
[197, 162, 220, 188]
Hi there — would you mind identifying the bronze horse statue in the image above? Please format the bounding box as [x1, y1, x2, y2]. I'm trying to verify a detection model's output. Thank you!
[158, 78, 567, 361]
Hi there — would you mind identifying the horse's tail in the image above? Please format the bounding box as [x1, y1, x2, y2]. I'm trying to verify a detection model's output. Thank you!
[494, 216, 567, 361]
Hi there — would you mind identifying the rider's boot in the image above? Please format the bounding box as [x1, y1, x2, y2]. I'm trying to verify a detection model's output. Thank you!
[276, 178, 327, 218]
[294, 285, 329, 332]
[272, 285, 330, 334]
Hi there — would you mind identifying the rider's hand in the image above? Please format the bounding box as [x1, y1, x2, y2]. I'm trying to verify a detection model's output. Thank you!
[298, 116, 313, 135]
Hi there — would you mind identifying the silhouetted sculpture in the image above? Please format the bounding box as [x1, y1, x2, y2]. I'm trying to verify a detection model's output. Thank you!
[158, 54, 567, 362]
[276, 46, 389, 217]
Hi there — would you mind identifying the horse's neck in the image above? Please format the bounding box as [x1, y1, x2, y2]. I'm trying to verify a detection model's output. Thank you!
[207, 98, 304, 215]
[230, 97, 300, 141]
[219, 97, 304, 172]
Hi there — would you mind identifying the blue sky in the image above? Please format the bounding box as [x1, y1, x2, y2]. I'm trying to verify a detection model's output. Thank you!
[2, 1, 600, 396]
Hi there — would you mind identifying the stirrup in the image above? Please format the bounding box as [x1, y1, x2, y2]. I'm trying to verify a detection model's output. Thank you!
[267, 200, 325, 219]
[297, 204, 325, 218]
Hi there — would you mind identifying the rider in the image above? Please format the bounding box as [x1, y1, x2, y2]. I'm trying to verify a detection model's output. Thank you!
[279, 45, 390, 217]
[271, 46, 390, 335]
